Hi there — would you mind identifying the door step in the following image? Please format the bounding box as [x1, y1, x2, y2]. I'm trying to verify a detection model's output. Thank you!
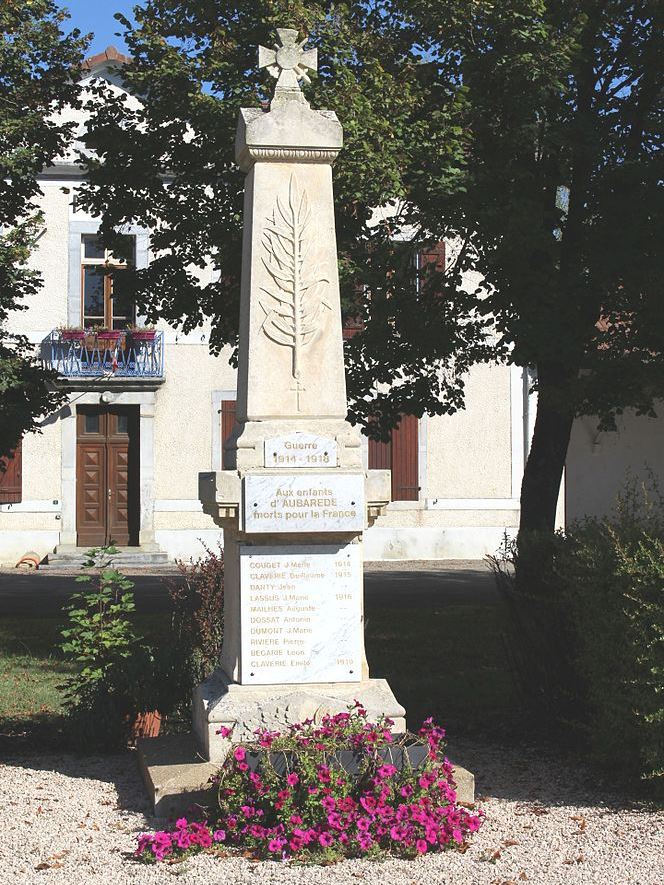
[42, 546, 175, 572]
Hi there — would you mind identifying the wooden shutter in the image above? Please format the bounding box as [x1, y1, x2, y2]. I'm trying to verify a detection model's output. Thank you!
[368, 434, 391, 470]
[220, 399, 237, 469]
[0, 441, 22, 504]
[367, 416, 419, 502]
[418, 241, 446, 297]
[392, 415, 419, 501]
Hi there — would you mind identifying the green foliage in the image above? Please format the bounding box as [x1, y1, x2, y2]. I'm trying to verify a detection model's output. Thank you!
[0, 2, 89, 456]
[59, 543, 225, 745]
[59, 547, 153, 749]
[491, 479, 664, 790]
[77, 0, 484, 434]
[157, 543, 225, 719]
[77, 0, 663, 533]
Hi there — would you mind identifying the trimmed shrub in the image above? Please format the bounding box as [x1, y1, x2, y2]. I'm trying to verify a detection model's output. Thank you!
[491, 479, 664, 789]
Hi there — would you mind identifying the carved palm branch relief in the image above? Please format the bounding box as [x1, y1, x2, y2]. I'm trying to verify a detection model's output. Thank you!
[260, 174, 331, 388]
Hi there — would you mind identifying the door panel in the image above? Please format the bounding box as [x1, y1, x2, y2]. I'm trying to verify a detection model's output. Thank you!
[76, 406, 139, 547]
[76, 442, 106, 546]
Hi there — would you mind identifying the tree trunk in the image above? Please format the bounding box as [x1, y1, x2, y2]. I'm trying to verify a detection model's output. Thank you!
[519, 361, 576, 535]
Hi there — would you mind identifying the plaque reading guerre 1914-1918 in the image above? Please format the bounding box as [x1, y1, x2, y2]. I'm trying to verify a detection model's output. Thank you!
[264, 433, 339, 468]
[240, 544, 362, 684]
[243, 473, 365, 533]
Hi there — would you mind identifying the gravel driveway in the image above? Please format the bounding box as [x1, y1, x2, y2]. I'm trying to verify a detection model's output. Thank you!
[2, 738, 662, 885]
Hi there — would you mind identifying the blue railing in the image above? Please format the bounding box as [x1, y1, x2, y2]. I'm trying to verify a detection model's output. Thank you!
[48, 331, 165, 378]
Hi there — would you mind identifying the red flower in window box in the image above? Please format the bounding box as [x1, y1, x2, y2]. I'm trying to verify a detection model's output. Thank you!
[58, 327, 86, 341]
[96, 329, 124, 341]
[129, 328, 157, 342]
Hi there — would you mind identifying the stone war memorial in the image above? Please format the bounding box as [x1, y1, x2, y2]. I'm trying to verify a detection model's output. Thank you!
[140, 26, 473, 814]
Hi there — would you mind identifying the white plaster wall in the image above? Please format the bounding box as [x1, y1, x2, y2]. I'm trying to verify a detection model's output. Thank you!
[13, 182, 70, 336]
[364, 526, 515, 561]
[154, 529, 224, 562]
[371, 508, 518, 528]
[23, 417, 62, 500]
[566, 407, 664, 522]
[154, 343, 236, 501]
[426, 362, 513, 499]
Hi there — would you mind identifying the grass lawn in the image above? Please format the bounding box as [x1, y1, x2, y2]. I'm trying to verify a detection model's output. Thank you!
[0, 618, 73, 726]
[365, 604, 518, 737]
[0, 612, 170, 750]
[0, 577, 519, 751]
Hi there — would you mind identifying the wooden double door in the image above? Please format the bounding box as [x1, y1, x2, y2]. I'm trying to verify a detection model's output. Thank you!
[76, 406, 140, 547]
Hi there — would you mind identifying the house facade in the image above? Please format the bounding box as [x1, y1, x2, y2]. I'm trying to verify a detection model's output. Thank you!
[1, 48, 658, 567]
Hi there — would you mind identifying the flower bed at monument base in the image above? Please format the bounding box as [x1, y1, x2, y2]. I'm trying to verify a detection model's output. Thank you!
[136, 705, 484, 864]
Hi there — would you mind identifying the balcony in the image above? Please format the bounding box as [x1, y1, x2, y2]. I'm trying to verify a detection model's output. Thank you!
[47, 330, 165, 379]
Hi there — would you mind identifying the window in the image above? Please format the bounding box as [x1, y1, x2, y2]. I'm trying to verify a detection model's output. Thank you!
[367, 415, 419, 502]
[0, 441, 22, 504]
[81, 234, 136, 329]
[418, 242, 446, 282]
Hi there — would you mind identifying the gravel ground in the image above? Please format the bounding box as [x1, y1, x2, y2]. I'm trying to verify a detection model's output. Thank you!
[1, 739, 662, 885]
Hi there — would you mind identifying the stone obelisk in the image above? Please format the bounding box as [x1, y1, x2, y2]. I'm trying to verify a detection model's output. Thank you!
[196, 28, 403, 763]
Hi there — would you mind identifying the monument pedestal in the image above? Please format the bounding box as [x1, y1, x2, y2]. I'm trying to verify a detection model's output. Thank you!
[193, 669, 406, 763]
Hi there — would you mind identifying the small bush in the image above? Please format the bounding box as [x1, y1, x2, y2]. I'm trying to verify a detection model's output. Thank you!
[136, 706, 483, 863]
[156, 543, 224, 719]
[491, 479, 664, 789]
[59, 547, 154, 749]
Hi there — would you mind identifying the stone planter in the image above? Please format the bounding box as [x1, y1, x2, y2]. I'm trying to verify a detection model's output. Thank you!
[242, 739, 430, 776]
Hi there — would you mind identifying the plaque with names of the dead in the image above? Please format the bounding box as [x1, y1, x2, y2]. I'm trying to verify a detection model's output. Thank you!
[240, 544, 362, 684]
[264, 433, 339, 469]
[243, 473, 364, 533]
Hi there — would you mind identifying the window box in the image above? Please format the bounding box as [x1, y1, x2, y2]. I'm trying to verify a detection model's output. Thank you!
[59, 328, 86, 342]
[96, 329, 125, 343]
[129, 329, 157, 342]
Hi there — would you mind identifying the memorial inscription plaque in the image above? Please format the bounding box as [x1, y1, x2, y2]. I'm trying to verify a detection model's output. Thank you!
[240, 544, 362, 684]
[243, 473, 364, 533]
[264, 433, 339, 468]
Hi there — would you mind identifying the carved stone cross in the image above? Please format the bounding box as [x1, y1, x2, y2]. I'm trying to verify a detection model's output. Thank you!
[258, 28, 318, 104]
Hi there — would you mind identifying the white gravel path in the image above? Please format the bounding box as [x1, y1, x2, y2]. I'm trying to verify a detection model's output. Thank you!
[1, 738, 662, 885]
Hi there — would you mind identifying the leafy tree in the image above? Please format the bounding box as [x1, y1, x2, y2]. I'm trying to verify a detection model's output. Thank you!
[0, 2, 88, 457]
[79, 0, 663, 536]
[388, 0, 664, 532]
[77, 0, 486, 425]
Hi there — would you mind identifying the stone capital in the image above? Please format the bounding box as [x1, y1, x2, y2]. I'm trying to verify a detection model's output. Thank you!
[235, 103, 343, 172]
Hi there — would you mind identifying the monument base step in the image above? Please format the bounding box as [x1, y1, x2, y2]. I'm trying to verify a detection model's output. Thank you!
[137, 733, 218, 818]
[137, 731, 475, 818]
[193, 670, 410, 763]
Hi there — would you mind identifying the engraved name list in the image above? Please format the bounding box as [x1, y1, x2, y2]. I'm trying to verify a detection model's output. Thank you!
[240, 545, 362, 684]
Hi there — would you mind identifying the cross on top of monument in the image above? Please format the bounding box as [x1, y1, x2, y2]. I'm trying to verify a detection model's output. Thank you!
[258, 28, 318, 104]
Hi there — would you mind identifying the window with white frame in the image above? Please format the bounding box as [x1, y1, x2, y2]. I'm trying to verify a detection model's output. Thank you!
[81, 233, 136, 329]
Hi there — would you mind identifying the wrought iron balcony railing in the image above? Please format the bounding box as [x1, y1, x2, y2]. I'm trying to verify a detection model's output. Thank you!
[48, 331, 165, 378]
